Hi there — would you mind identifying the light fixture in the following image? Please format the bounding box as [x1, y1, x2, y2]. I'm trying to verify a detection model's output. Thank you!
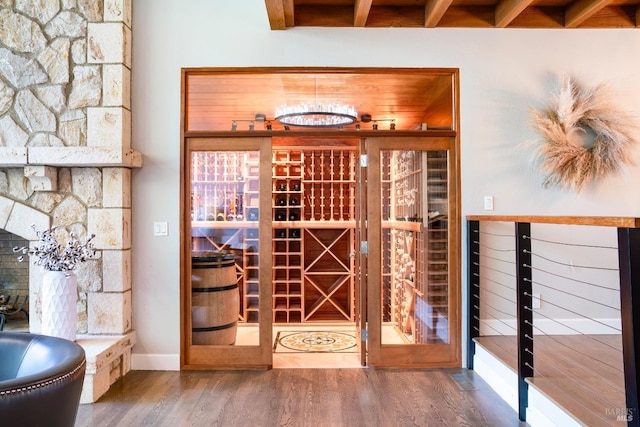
[362, 115, 395, 130]
[274, 103, 357, 127]
[230, 119, 258, 131]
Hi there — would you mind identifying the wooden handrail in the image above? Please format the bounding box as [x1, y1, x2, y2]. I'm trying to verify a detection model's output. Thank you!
[466, 215, 640, 228]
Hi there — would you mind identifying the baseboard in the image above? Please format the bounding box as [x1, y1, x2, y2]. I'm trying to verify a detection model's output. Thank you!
[527, 387, 581, 427]
[473, 345, 519, 412]
[131, 353, 180, 371]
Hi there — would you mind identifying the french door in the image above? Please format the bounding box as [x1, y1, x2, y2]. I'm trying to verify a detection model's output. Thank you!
[181, 135, 460, 369]
[182, 137, 273, 369]
[362, 136, 460, 368]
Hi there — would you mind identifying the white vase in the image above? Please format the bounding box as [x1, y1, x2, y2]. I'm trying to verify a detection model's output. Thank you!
[41, 270, 77, 341]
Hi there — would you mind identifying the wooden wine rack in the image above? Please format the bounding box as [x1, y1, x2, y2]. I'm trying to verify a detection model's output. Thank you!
[271, 148, 356, 323]
[190, 148, 356, 326]
[383, 150, 449, 343]
[191, 147, 449, 330]
[191, 151, 261, 323]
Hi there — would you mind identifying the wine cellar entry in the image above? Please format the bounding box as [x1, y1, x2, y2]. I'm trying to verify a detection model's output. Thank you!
[185, 137, 459, 369]
[181, 68, 460, 370]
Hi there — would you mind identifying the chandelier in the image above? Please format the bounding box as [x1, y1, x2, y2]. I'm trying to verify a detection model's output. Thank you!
[274, 103, 357, 127]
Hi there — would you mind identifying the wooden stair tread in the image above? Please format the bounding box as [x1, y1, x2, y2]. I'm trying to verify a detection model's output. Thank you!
[527, 377, 618, 427]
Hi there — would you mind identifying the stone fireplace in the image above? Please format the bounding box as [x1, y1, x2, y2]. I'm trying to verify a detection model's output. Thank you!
[0, 0, 138, 403]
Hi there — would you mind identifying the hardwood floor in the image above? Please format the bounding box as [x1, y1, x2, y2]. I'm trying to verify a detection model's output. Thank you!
[476, 334, 625, 427]
[75, 368, 523, 427]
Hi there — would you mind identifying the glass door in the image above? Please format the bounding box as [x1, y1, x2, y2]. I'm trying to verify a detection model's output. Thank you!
[364, 137, 460, 368]
[355, 138, 367, 365]
[182, 137, 273, 369]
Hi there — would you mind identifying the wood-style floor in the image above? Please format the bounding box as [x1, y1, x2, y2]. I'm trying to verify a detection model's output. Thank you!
[476, 334, 625, 427]
[75, 368, 523, 427]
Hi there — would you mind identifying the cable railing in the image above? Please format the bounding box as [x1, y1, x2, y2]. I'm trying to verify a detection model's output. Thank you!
[467, 216, 640, 426]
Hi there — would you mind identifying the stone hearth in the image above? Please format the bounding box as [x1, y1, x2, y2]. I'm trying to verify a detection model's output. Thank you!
[0, 0, 139, 403]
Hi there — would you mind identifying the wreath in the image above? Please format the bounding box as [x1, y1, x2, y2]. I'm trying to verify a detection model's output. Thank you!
[529, 76, 637, 192]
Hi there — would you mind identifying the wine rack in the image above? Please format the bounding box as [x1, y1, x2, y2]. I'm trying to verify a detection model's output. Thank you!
[190, 146, 453, 331]
[303, 228, 353, 322]
[191, 151, 260, 323]
[383, 150, 449, 343]
[271, 148, 356, 323]
[303, 150, 356, 221]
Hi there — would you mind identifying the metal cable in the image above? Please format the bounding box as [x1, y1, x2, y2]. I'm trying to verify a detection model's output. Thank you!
[525, 250, 619, 271]
[526, 265, 619, 291]
[526, 278, 620, 312]
[525, 235, 618, 251]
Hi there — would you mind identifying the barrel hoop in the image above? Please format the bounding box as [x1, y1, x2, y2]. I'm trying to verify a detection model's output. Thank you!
[193, 321, 238, 332]
[192, 261, 235, 269]
[192, 283, 238, 292]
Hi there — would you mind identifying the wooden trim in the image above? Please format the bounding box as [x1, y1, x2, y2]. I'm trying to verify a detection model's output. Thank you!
[184, 130, 457, 139]
[180, 69, 188, 369]
[182, 66, 460, 76]
[259, 141, 274, 357]
[466, 215, 640, 228]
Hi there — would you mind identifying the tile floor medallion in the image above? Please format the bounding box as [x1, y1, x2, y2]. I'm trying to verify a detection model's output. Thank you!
[274, 331, 358, 353]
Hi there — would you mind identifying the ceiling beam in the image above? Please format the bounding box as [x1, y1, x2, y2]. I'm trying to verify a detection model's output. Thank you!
[265, 0, 287, 30]
[424, 0, 454, 27]
[565, 0, 612, 28]
[283, 0, 294, 27]
[495, 0, 534, 27]
[636, 5, 640, 27]
[354, 0, 372, 27]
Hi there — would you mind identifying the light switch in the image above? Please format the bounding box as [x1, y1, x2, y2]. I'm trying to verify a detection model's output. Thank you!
[483, 196, 494, 211]
[154, 221, 168, 236]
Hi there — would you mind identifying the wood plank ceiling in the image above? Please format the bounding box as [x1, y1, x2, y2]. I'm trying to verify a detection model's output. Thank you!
[264, 0, 640, 29]
[185, 69, 456, 132]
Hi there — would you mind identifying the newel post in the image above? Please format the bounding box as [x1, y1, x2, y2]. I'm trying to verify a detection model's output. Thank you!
[467, 220, 480, 369]
[617, 227, 640, 427]
[516, 222, 533, 422]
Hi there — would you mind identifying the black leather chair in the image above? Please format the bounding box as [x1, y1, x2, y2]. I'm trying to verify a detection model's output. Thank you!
[0, 332, 86, 427]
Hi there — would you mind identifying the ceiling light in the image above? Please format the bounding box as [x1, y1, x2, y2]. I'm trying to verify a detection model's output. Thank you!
[274, 103, 357, 127]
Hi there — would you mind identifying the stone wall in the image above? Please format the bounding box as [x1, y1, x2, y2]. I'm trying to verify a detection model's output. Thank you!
[0, 0, 137, 333]
[0, 0, 138, 402]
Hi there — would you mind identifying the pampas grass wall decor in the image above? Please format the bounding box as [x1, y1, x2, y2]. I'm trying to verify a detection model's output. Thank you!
[528, 75, 638, 193]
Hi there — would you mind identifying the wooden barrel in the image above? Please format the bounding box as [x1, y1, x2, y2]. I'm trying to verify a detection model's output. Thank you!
[191, 252, 239, 345]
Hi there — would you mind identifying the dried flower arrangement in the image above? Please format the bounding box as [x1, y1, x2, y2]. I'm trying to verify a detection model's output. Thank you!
[13, 225, 96, 272]
[528, 76, 637, 192]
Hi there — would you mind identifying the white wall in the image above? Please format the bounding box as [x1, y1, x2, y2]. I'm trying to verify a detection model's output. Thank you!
[131, 0, 640, 369]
